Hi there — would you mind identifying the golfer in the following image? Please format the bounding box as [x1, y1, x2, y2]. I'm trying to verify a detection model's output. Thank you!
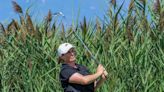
[57, 43, 108, 92]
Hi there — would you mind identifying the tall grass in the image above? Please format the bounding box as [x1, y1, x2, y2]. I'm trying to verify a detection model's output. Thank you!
[0, 0, 164, 92]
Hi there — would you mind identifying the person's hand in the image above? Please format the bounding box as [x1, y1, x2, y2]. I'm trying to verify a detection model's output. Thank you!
[96, 64, 104, 75]
[101, 69, 108, 80]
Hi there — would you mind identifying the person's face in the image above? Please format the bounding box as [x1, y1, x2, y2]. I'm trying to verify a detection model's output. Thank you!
[61, 48, 76, 63]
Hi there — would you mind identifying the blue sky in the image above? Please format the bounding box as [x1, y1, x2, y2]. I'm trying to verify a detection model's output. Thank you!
[0, 0, 130, 26]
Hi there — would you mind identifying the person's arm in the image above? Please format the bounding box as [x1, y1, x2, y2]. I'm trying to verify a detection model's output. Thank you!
[69, 64, 104, 85]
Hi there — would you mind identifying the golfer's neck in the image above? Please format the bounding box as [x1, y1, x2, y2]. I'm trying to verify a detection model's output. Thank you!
[66, 61, 76, 68]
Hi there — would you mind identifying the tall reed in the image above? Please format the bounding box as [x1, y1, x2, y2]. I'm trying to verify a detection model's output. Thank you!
[0, 0, 164, 92]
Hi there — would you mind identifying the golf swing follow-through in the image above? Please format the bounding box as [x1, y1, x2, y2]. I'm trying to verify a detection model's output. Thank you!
[57, 30, 108, 92]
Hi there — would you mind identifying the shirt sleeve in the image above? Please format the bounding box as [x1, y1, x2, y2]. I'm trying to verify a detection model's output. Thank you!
[80, 65, 91, 74]
[60, 68, 77, 82]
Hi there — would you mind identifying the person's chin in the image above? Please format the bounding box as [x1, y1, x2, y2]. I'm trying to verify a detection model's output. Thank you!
[70, 58, 76, 62]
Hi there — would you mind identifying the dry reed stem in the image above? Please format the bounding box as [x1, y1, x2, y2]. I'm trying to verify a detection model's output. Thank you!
[110, 0, 116, 7]
[61, 23, 65, 39]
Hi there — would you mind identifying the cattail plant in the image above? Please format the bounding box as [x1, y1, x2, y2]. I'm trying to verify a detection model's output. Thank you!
[126, 16, 134, 44]
[159, 11, 164, 31]
[1, 1, 164, 92]
[80, 16, 88, 39]
[152, 0, 164, 32]
[12, 1, 25, 28]
[110, 0, 116, 9]
[12, 1, 23, 14]
[128, 0, 135, 12]
[0, 23, 5, 33]
[96, 18, 102, 33]
[7, 19, 19, 31]
[44, 10, 52, 34]
[12, 1, 28, 43]
[153, 0, 160, 14]
[60, 23, 65, 41]
[46, 10, 52, 22]
[138, 0, 146, 15]
[35, 24, 42, 41]
[26, 14, 35, 34]
[0, 23, 5, 46]
[6, 19, 18, 37]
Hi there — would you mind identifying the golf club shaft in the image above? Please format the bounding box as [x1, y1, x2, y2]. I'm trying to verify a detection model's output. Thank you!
[73, 30, 100, 65]
[73, 30, 108, 79]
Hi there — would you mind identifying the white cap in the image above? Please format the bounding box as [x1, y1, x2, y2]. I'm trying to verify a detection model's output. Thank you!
[57, 43, 74, 57]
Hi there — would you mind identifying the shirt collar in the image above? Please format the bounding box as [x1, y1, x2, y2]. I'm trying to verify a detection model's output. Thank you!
[62, 63, 80, 70]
